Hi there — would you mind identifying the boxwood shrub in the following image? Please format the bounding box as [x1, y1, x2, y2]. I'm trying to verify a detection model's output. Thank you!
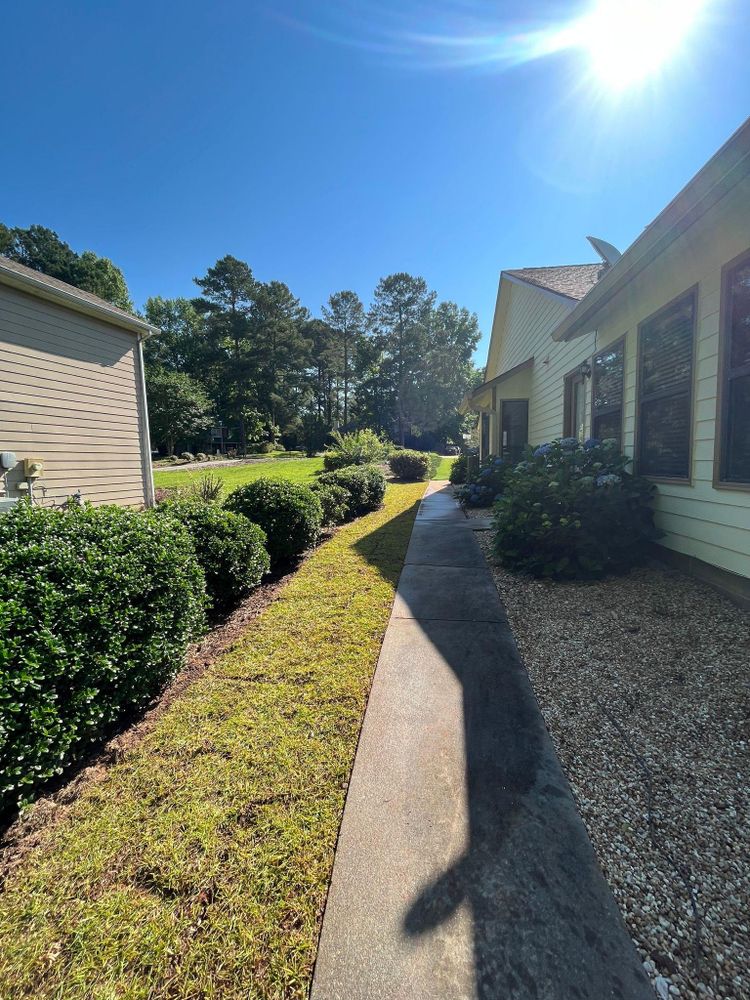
[224, 478, 323, 564]
[0, 503, 207, 814]
[157, 497, 269, 609]
[319, 464, 386, 519]
[311, 481, 350, 526]
[388, 450, 431, 481]
[492, 438, 661, 579]
[449, 454, 468, 484]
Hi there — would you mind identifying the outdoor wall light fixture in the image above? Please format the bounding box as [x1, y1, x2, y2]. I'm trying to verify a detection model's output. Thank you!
[578, 361, 592, 379]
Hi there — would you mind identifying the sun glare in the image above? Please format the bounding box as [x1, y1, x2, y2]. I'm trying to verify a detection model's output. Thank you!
[577, 0, 707, 91]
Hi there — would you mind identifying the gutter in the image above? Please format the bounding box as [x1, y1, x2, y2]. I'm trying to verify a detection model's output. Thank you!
[135, 329, 158, 508]
[552, 115, 750, 342]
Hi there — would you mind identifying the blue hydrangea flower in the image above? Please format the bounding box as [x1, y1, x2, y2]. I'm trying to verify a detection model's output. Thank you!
[595, 473, 621, 487]
[493, 458, 504, 466]
[533, 443, 552, 457]
[584, 437, 601, 450]
[559, 437, 579, 450]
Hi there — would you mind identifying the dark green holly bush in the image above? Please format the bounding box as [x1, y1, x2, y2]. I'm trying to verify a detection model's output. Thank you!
[157, 497, 269, 609]
[449, 454, 468, 484]
[224, 478, 323, 564]
[311, 481, 350, 526]
[492, 438, 661, 579]
[0, 503, 207, 814]
[388, 450, 431, 481]
[319, 464, 386, 519]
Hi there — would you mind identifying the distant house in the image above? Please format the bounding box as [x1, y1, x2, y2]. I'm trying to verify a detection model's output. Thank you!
[0, 255, 156, 509]
[466, 117, 750, 603]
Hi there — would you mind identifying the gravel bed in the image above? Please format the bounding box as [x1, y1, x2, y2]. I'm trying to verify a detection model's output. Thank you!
[477, 534, 750, 1000]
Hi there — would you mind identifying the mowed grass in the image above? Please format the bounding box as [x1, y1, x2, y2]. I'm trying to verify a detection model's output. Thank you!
[431, 454, 455, 480]
[0, 481, 425, 1000]
[154, 456, 325, 491]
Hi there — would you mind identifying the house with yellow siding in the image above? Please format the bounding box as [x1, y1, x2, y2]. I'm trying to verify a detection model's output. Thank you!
[0, 255, 157, 509]
[467, 117, 750, 604]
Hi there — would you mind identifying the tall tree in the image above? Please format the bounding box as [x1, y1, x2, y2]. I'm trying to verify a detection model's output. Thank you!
[71, 250, 132, 310]
[322, 290, 365, 428]
[369, 273, 435, 444]
[145, 367, 214, 455]
[193, 256, 257, 453]
[143, 296, 208, 374]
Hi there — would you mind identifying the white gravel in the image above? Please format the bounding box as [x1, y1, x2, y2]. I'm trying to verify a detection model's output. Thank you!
[477, 535, 750, 1000]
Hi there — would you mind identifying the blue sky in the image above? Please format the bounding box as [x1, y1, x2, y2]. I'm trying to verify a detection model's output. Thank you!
[2, 1, 749, 361]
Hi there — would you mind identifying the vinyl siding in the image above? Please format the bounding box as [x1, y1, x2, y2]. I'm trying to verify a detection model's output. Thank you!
[576, 172, 750, 581]
[0, 283, 149, 508]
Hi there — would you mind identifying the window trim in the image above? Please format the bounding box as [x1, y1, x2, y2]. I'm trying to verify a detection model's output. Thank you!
[714, 247, 750, 491]
[591, 335, 625, 446]
[635, 285, 697, 484]
[563, 365, 587, 439]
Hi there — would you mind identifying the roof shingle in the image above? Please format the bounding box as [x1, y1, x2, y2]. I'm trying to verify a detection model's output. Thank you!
[505, 263, 605, 301]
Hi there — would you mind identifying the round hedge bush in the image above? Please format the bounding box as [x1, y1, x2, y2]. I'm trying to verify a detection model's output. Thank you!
[311, 481, 350, 526]
[224, 478, 323, 564]
[157, 497, 269, 609]
[0, 502, 207, 813]
[319, 464, 386, 519]
[449, 454, 468, 484]
[388, 450, 431, 481]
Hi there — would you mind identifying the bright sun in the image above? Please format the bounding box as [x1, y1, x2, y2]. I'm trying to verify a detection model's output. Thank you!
[575, 0, 707, 91]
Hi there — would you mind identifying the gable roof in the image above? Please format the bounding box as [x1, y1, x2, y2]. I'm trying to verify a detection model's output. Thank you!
[0, 254, 155, 336]
[504, 263, 604, 302]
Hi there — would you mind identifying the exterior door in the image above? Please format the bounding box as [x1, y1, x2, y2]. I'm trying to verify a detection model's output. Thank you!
[501, 400, 529, 463]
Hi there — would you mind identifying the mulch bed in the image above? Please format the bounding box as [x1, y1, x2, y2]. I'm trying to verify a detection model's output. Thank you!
[478, 534, 750, 1000]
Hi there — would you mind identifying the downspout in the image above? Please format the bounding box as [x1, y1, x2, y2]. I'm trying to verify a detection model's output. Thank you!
[136, 330, 156, 508]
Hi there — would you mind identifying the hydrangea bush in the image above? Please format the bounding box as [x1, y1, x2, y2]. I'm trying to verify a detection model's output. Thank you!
[492, 437, 661, 578]
[454, 455, 513, 507]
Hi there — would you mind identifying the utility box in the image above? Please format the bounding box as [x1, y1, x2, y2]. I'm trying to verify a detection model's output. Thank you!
[0, 497, 20, 513]
[23, 457, 44, 478]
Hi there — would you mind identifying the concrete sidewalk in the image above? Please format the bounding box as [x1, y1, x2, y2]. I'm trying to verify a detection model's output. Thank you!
[311, 482, 653, 1000]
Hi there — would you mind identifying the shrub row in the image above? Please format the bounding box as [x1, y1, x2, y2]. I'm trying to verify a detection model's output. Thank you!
[225, 479, 323, 564]
[319, 465, 387, 519]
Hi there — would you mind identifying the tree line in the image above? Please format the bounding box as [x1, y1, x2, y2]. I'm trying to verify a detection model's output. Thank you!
[1, 224, 482, 453]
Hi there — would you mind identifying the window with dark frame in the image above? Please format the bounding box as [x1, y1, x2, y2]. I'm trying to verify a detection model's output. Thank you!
[592, 340, 624, 445]
[718, 253, 750, 484]
[637, 291, 695, 479]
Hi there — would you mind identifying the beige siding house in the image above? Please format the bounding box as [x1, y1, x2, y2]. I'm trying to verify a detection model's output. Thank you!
[468, 117, 750, 603]
[0, 256, 156, 509]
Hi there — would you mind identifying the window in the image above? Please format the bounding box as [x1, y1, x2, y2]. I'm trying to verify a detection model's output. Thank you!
[563, 371, 586, 439]
[718, 252, 750, 484]
[500, 400, 528, 463]
[637, 290, 695, 479]
[592, 339, 624, 445]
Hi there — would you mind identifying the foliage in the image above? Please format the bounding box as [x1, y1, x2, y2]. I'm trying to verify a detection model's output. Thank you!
[311, 481, 350, 526]
[0, 503, 206, 813]
[449, 454, 468, 484]
[156, 498, 269, 610]
[322, 290, 366, 427]
[0, 483, 424, 1000]
[154, 457, 325, 492]
[455, 454, 514, 507]
[180, 451, 195, 463]
[388, 449, 431, 481]
[188, 472, 224, 502]
[319, 464, 387, 519]
[0, 223, 132, 309]
[225, 478, 323, 564]
[146, 367, 214, 455]
[492, 438, 662, 579]
[322, 428, 390, 471]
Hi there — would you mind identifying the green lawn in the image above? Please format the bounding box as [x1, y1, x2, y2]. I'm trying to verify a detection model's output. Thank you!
[0, 481, 425, 1000]
[154, 456, 325, 491]
[431, 454, 456, 480]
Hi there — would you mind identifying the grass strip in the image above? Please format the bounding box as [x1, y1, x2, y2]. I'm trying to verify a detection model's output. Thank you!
[154, 456, 325, 491]
[0, 481, 425, 1000]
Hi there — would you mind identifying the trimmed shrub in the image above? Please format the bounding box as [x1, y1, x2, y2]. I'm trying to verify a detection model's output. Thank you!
[323, 429, 390, 471]
[195, 452, 208, 462]
[225, 478, 323, 564]
[180, 452, 195, 463]
[389, 450, 431, 481]
[157, 498, 269, 609]
[319, 464, 386, 519]
[455, 454, 513, 507]
[449, 454, 468, 484]
[492, 437, 661, 579]
[0, 503, 206, 813]
[311, 481, 350, 526]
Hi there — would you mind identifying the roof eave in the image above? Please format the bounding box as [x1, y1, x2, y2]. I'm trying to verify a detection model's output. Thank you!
[552, 115, 750, 343]
[0, 261, 156, 337]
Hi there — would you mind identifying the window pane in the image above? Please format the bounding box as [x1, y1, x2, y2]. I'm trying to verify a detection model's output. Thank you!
[593, 410, 622, 446]
[640, 297, 694, 397]
[593, 343, 624, 411]
[639, 394, 691, 478]
[729, 260, 750, 371]
[725, 374, 750, 482]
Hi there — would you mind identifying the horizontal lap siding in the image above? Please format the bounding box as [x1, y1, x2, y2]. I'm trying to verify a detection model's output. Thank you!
[586, 175, 750, 581]
[0, 284, 147, 508]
